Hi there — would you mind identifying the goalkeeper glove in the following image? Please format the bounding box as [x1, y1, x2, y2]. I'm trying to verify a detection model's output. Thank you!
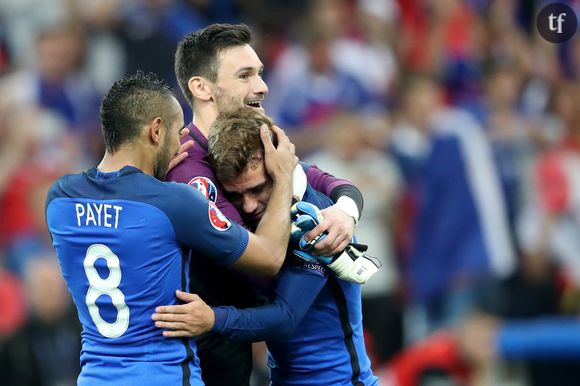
[327, 243, 381, 284]
[290, 201, 332, 264]
[289, 202, 382, 283]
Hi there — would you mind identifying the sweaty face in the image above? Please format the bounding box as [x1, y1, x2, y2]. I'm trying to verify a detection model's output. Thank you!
[222, 160, 273, 229]
[154, 96, 184, 180]
[212, 44, 268, 114]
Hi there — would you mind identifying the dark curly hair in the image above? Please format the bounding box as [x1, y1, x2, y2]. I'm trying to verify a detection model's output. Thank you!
[99, 71, 175, 153]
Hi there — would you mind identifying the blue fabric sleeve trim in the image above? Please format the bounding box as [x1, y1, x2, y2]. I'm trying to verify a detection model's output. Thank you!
[212, 307, 229, 333]
[225, 229, 249, 266]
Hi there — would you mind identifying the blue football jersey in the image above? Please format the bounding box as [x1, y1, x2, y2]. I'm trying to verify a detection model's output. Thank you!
[45, 166, 249, 386]
[267, 186, 376, 386]
[210, 184, 377, 385]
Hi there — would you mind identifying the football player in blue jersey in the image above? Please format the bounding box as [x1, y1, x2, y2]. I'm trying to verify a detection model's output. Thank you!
[45, 72, 299, 386]
[153, 108, 379, 386]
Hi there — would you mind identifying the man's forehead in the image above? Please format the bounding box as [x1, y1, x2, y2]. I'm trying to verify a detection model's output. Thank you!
[217, 45, 263, 73]
[223, 164, 267, 193]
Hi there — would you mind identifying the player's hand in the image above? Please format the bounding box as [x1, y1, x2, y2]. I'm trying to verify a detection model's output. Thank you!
[304, 206, 355, 256]
[261, 124, 297, 184]
[168, 128, 195, 172]
[152, 290, 214, 338]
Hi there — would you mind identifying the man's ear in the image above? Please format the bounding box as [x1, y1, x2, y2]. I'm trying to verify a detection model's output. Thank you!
[149, 117, 163, 145]
[188, 76, 213, 102]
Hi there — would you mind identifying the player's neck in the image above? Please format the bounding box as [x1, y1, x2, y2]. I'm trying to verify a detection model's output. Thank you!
[97, 149, 153, 176]
[192, 104, 219, 139]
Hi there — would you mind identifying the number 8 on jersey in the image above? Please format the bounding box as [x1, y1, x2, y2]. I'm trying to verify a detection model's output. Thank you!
[84, 244, 130, 338]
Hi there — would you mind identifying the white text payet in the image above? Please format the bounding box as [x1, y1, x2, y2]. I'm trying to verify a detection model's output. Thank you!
[75, 203, 123, 228]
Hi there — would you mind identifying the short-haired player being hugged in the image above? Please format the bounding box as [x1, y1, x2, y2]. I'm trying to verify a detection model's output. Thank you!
[153, 108, 380, 386]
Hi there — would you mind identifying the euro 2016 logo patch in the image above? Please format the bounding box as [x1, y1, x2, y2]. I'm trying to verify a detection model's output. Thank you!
[208, 201, 231, 231]
[188, 176, 217, 202]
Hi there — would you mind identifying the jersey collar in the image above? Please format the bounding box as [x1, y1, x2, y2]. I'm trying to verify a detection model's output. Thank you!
[187, 122, 208, 151]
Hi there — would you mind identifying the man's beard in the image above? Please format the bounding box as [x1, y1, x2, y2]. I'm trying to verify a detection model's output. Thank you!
[214, 87, 242, 114]
[214, 87, 264, 114]
[154, 136, 172, 180]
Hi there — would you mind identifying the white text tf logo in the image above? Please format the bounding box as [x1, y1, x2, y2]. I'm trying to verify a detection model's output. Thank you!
[549, 12, 567, 33]
[538, 3, 577, 43]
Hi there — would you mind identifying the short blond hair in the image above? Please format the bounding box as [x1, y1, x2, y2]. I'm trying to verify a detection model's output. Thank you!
[208, 108, 276, 183]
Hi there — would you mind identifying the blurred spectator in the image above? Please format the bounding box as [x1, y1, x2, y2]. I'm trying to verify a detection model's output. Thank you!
[36, 23, 100, 128]
[0, 104, 75, 276]
[331, 0, 399, 104]
[0, 19, 10, 75]
[397, 0, 480, 79]
[455, 248, 580, 386]
[0, 21, 102, 164]
[0, 0, 73, 67]
[378, 330, 472, 386]
[116, 0, 210, 83]
[1, 166, 63, 276]
[265, 0, 378, 155]
[477, 64, 535, 232]
[518, 82, 580, 292]
[304, 111, 403, 364]
[483, 0, 532, 73]
[0, 258, 81, 386]
[390, 75, 515, 340]
[0, 268, 26, 338]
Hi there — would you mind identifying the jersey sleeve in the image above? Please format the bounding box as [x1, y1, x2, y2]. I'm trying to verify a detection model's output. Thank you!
[164, 182, 249, 267]
[210, 258, 328, 342]
[303, 163, 364, 215]
[166, 153, 246, 227]
[304, 163, 351, 197]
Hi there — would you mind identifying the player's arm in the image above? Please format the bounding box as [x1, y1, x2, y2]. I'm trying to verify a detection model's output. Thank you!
[171, 125, 295, 276]
[302, 163, 364, 256]
[231, 125, 295, 275]
[152, 261, 327, 341]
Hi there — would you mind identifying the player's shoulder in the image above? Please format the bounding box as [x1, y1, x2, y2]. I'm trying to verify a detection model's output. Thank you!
[166, 148, 219, 185]
[46, 170, 88, 201]
[167, 157, 221, 204]
[154, 179, 209, 212]
[54, 170, 87, 186]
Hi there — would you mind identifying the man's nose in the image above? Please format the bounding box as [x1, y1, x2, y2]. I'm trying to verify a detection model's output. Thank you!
[253, 75, 268, 95]
[242, 195, 258, 214]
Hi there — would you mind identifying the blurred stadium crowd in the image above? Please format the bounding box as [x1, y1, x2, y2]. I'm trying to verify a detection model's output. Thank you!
[1, 0, 580, 385]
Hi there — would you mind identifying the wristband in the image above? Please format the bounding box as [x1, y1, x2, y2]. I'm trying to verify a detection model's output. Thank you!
[333, 196, 359, 226]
